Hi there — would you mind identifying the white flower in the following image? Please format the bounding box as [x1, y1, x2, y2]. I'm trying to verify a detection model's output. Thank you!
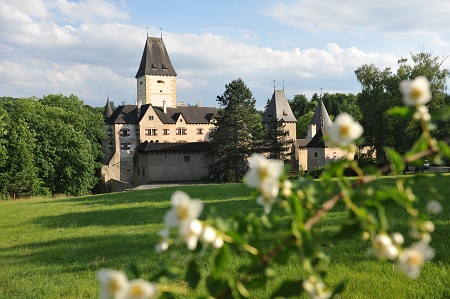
[281, 180, 293, 197]
[200, 226, 217, 244]
[372, 234, 399, 260]
[97, 269, 129, 299]
[302, 275, 332, 299]
[400, 76, 432, 106]
[245, 154, 283, 190]
[391, 232, 404, 245]
[413, 105, 431, 121]
[155, 228, 170, 253]
[127, 279, 158, 299]
[420, 221, 435, 233]
[328, 113, 363, 147]
[427, 200, 442, 215]
[179, 219, 203, 250]
[213, 235, 224, 249]
[396, 241, 435, 279]
[164, 191, 203, 228]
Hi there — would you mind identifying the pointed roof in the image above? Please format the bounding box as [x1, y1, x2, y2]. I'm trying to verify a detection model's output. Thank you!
[135, 37, 177, 78]
[103, 97, 113, 119]
[309, 98, 332, 128]
[306, 127, 332, 148]
[263, 90, 297, 123]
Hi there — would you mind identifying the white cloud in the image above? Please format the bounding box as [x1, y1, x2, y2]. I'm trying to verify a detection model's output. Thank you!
[264, 0, 450, 36]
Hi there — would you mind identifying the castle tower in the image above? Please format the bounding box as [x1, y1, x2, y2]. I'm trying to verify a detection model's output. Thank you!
[135, 37, 177, 107]
[307, 97, 332, 141]
[263, 89, 297, 141]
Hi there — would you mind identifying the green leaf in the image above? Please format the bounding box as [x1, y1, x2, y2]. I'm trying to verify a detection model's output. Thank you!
[437, 141, 450, 158]
[213, 244, 230, 277]
[431, 105, 450, 121]
[385, 147, 404, 174]
[387, 106, 414, 120]
[271, 280, 303, 297]
[185, 260, 201, 289]
[125, 262, 140, 280]
[206, 276, 230, 298]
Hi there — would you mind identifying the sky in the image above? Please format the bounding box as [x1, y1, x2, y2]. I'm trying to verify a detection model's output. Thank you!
[2, 0, 450, 110]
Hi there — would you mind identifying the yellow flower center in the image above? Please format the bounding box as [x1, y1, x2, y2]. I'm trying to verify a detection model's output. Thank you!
[409, 87, 422, 101]
[340, 125, 350, 137]
[108, 279, 120, 293]
[258, 166, 270, 181]
[407, 251, 424, 266]
[177, 206, 188, 220]
[130, 285, 144, 296]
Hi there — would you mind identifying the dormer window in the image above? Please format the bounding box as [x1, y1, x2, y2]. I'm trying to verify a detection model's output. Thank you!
[283, 110, 288, 116]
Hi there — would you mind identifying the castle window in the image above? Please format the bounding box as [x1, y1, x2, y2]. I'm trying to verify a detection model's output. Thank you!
[157, 80, 165, 83]
[145, 128, 158, 136]
[107, 128, 112, 136]
[314, 151, 318, 159]
[121, 128, 130, 137]
[120, 142, 130, 150]
[196, 128, 204, 135]
[149, 115, 154, 120]
[140, 81, 143, 85]
[176, 128, 187, 135]
[184, 156, 190, 162]
[163, 129, 170, 136]
[108, 142, 113, 149]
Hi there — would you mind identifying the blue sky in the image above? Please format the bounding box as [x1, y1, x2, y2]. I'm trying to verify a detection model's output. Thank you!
[2, 0, 450, 110]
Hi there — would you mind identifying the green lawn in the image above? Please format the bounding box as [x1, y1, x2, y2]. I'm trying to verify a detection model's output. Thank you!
[0, 174, 449, 298]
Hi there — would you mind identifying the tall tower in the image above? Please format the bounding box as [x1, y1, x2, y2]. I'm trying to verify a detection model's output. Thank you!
[135, 37, 177, 107]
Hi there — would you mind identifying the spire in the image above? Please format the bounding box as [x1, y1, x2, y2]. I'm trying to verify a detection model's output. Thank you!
[135, 37, 177, 78]
[309, 96, 332, 128]
[263, 89, 297, 123]
[103, 96, 113, 120]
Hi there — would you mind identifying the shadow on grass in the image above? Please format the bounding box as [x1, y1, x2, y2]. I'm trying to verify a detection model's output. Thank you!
[32, 206, 169, 228]
[0, 233, 164, 274]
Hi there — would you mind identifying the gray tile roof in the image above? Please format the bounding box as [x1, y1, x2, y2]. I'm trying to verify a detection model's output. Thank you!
[306, 127, 331, 148]
[309, 99, 333, 128]
[135, 37, 177, 78]
[263, 90, 297, 123]
[105, 104, 216, 125]
[135, 141, 211, 152]
[153, 105, 217, 124]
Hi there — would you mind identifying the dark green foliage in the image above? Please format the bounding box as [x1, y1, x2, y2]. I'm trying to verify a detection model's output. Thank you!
[0, 95, 104, 197]
[355, 52, 450, 161]
[263, 117, 292, 160]
[208, 79, 259, 183]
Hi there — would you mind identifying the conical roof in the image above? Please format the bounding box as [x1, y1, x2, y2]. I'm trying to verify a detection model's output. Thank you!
[135, 37, 177, 78]
[309, 98, 332, 128]
[263, 90, 297, 123]
[103, 97, 113, 119]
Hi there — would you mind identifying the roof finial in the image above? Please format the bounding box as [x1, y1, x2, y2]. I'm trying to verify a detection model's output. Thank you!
[160, 28, 163, 39]
[320, 87, 323, 100]
[146, 26, 148, 37]
[273, 80, 276, 91]
[282, 80, 285, 91]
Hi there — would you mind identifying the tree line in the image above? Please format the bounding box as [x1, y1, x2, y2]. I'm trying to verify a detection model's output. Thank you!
[1, 51, 449, 194]
[0, 94, 104, 199]
[208, 52, 450, 183]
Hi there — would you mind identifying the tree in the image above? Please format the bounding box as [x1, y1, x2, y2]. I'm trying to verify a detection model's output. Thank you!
[208, 79, 258, 183]
[355, 52, 449, 160]
[263, 117, 292, 160]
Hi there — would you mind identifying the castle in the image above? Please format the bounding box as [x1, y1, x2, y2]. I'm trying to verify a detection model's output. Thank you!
[101, 37, 351, 192]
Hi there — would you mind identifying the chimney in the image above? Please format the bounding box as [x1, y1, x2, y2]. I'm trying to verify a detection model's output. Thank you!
[196, 102, 201, 107]
[163, 100, 167, 113]
[307, 124, 316, 142]
[178, 101, 185, 107]
[137, 99, 142, 118]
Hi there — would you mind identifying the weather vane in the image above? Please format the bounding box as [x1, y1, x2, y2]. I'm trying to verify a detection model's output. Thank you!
[273, 80, 276, 91]
[160, 28, 163, 39]
[146, 26, 148, 37]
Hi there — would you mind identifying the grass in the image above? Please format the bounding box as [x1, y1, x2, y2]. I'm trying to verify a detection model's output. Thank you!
[0, 174, 449, 298]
